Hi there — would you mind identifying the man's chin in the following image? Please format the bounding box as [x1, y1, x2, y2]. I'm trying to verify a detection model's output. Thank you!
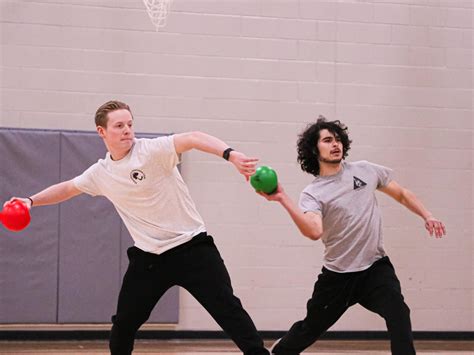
[320, 158, 342, 164]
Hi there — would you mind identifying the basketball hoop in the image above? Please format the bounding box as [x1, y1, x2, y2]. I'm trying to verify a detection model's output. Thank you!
[142, 0, 173, 31]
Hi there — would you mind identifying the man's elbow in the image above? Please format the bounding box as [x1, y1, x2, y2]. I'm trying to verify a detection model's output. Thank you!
[399, 188, 413, 205]
[304, 229, 322, 241]
[64, 180, 82, 199]
[175, 131, 203, 153]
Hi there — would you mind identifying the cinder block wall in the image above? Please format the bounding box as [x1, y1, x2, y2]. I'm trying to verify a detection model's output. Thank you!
[1, 0, 472, 331]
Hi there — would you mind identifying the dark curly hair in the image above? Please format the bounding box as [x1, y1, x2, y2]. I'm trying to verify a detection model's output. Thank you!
[297, 115, 352, 176]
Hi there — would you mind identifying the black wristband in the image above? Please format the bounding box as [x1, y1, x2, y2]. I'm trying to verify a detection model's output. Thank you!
[27, 197, 33, 206]
[222, 148, 234, 161]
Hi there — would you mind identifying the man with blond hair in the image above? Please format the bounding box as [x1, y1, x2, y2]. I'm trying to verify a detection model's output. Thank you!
[6, 100, 269, 355]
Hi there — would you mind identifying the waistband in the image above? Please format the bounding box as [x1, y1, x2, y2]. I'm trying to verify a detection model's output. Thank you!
[128, 232, 210, 259]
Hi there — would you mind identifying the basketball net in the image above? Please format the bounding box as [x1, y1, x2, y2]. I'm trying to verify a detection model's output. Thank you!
[143, 0, 173, 30]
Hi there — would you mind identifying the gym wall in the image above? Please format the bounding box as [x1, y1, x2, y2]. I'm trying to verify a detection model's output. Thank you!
[0, 0, 472, 332]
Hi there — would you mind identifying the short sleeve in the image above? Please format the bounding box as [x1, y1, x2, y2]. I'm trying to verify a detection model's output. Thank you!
[366, 161, 393, 188]
[73, 163, 102, 196]
[299, 191, 323, 216]
[143, 135, 180, 172]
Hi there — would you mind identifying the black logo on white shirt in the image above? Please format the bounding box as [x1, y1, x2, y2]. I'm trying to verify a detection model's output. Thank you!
[130, 169, 146, 184]
[353, 176, 367, 190]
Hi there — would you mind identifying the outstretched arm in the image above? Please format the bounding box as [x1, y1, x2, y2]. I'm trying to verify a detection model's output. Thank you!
[173, 131, 259, 180]
[257, 184, 323, 240]
[379, 180, 446, 238]
[4, 180, 83, 210]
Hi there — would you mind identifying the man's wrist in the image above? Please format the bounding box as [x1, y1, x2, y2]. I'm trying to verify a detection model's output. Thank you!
[26, 197, 34, 207]
[222, 148, 234, 161]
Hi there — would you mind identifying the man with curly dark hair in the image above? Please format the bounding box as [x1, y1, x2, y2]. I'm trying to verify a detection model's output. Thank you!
[258, 116, 446, 355]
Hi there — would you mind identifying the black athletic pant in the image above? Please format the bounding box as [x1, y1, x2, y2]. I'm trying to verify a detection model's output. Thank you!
[109, 232, 268, 355]
[272, 256, 415, 355]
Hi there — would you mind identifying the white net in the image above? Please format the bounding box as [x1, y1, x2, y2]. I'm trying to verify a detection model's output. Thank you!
[142, 0, 173, 30]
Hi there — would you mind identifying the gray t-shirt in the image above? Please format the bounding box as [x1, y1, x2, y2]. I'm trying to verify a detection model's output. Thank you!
[299, 160, 393, 273]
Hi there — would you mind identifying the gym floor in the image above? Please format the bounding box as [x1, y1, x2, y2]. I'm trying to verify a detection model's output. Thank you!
[0, 339, 472, 354]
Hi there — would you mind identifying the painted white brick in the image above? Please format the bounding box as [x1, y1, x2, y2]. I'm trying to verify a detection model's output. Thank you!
[299, 40, 336, 62]
[2, 89, 88, 113]
[1, 0, 150, 31]
[242, 17, 282, 38]
[336, 43, 374, 64]
[337, 1, 374, 23]
[355, 126, 471, 149]
[260, 0, 299, 19]
[257, 38, 299, 60]
[242, 59, 316, 81]
[37, 0, 124, 6]
[122, 53, 243, 78]
[17, 112, 91, 131]
[462, 29, 472, 48]
[203, 99, 277, 121]
[146, 34, 261, 58]
[205, 78, 299, 101]
[298, 82, 336, 103]
[201, 99, 328, 124]
[2, 45, 85, 70]
[337, 22, 391, 44]
[299, 0, 336, 21]
[374, 3, 411, 24]
[409, 46, 446, 67]
[365, 147, 470, 170]
[337, 64, 452, 88]
[164, 13, 242, 36]
[316, 62, 336, 83]
[370, 44, 446, 67]
[337, 105, 473, 129]
[391, 25, 429, 46]
[447, 48, 473, 69]
[428, 27, 469, 48]
[374, 0, 439, 5]
[172, 0, 261, 16]
[317, 21, 337, 41]
[439, 0, 473, 8]
[242, 17, 317, 40]
[443, 7, 473, 28]
[410, 5, 444, 26]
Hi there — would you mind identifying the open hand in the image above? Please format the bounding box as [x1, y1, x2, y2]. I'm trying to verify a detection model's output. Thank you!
[424, 217, 446, 238]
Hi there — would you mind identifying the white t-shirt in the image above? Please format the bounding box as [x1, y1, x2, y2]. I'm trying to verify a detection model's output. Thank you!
[73, 135, 206, 254]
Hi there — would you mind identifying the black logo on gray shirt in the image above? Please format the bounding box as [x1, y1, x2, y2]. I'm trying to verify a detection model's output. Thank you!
[353, 176, 367, 190]
[130, 169, 146, 184]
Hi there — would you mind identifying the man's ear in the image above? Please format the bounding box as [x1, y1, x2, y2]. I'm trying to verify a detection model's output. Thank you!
[97, 125, 106, 138]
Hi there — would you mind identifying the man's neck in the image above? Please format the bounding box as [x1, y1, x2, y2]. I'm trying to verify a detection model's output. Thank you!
[319, 161, 343, 176]
[108, 147, 132, 161]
